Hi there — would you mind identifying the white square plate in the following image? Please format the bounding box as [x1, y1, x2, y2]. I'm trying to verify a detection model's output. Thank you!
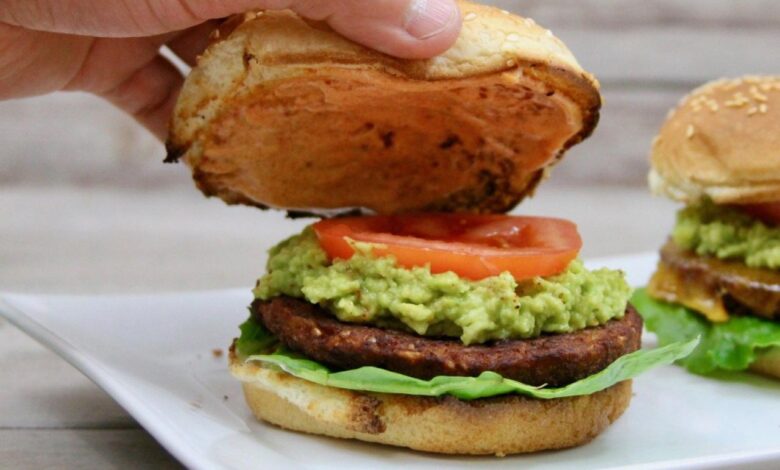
[1, 253, 779, 470]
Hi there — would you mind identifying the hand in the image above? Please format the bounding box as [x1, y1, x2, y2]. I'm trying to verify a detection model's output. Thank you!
[0, 0, 461, 140]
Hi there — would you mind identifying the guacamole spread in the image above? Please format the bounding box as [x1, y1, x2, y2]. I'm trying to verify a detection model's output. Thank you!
[673, 201, 780, 269]
[254, 227, 630, 345]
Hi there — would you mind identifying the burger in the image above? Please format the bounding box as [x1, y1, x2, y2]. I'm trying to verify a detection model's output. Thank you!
[167, 1, 695, 456]
[633, 76, 780, 380]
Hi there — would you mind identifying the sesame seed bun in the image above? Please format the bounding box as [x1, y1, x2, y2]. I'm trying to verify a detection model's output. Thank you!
[649, 76, 780, 205]
[167, 0, 600, 214]
[229, 351, 632, 455]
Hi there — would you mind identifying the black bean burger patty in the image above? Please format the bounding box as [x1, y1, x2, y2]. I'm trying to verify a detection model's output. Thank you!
[658, 240, 780, 321]
[253, 297, 642, 387]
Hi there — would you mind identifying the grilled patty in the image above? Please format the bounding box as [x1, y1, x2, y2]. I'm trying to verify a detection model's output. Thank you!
[657, 241, 780, 321]
[253, 296, 642, 387]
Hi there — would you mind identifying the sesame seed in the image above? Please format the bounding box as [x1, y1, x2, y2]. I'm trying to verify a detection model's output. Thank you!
[244, 11, 257, 21]
[759, 104, 768, 114]
[724, 92, 751, 108]
[524, 18, 535, 26]
[506, 33, 520, 42]
[686, 124, 695, 139]
[464, 12, 478, 21]
[724, 99, 747, 108]
[506, 59, 517, 67]
[747, 106, 758, 116]
[209, 29, 220, 39]
[751, 87, 769, 102]
[501, 9, 510, 15]
[546, 29, 554, 37]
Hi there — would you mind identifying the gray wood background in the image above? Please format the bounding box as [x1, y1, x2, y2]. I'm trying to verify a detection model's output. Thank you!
[1, 1, 779, 467]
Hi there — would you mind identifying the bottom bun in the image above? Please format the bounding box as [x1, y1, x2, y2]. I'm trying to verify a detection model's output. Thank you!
[230, 355, 632, 455]
[750, 347, 780, 380]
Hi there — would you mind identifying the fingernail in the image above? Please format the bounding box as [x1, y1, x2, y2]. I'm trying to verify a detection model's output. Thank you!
[404, 0, 458, 40]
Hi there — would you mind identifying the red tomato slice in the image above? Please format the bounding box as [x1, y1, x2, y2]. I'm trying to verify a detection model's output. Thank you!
[313, 214, 582, 281]
[739, 202, 780, 226]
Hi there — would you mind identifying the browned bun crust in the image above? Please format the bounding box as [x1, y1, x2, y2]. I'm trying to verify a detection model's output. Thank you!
[229, 349, 631, 455]
[254, 297, 642, 387]
[649, 76, 780, 205]
[168, 1, 600, 214]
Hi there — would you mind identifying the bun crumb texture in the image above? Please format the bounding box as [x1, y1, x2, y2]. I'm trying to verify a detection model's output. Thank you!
[168, 1, 601, 214]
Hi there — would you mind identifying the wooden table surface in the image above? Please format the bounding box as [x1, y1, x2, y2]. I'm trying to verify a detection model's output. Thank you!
[2, 1, 778, 468]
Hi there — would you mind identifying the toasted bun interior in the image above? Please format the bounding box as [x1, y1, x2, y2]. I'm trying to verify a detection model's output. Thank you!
[649, 76, 780, 205]
[169, 1, 600, 214]
[230, 353, 631, 455]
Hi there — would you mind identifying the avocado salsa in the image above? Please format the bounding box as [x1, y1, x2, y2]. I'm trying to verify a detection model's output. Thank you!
[673, 200, 780, 269]
[254, 227, 631, 345]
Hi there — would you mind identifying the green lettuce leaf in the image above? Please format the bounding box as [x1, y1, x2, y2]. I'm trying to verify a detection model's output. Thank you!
[631, 288, 780, 374]
[238, 317, 697, 400]
[235, 314, 278, 357]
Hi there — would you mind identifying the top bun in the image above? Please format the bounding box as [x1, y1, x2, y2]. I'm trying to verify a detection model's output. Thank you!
[168, 0, 600, 214]
[650, 76, 780, 205]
